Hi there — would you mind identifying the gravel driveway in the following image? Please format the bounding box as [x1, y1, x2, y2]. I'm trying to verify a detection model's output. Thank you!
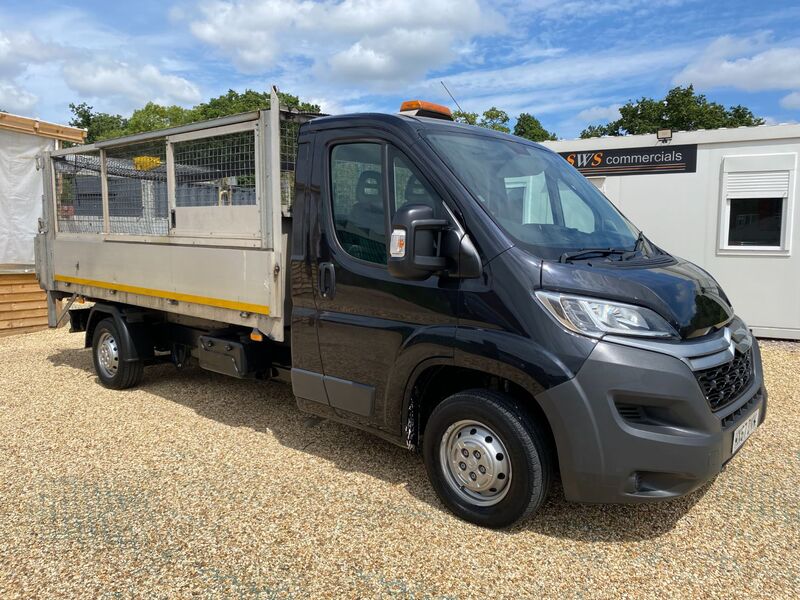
[1, 328, 798, 599]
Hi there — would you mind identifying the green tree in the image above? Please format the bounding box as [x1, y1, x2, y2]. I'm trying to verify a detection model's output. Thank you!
[193, 89, 320, 121]
[68, 102, 128, 143]
[452, 109, 479, 125]
[580, 85, 765, 138]
[513, 112, 557, 142]
[479, 107, 510, 133]
[125, 102, 196, 135]
[68, 89, 322, 144]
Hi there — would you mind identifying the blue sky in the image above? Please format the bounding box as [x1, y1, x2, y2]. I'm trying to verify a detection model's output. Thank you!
[1, 0, 799, 138]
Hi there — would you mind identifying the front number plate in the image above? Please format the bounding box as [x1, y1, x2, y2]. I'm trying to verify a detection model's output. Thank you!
[732, 409, 760, 454]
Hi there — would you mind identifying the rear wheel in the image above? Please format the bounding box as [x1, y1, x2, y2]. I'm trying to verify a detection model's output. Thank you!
[91, 317, 143, 389]
[423, 389, 553, 528]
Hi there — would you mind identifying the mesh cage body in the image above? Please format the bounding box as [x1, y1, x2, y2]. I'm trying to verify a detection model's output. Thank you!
[279, 112, 319, 216]
[53, 151, 104, 234]
[105, 139, 169, 235]
[51, 109, 323, 236]
[173, 130, 257, 208]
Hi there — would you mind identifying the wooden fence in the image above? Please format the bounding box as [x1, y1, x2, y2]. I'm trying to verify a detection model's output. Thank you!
[0, 269, 48, 337]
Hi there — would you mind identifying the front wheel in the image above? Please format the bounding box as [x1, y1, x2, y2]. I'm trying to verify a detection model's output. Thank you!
[91, 317, 144, 389]
[423, 389, 553, 528]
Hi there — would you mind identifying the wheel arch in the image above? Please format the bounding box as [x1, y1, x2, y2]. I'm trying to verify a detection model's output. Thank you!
[85, 304, 153, 362]
[402, 357, 560, 477]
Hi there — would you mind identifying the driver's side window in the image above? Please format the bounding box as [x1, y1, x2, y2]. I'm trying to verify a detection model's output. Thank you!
[391, 150, 444, 216]
[330, 143, 387, 265]
[329, 143, 445, 266]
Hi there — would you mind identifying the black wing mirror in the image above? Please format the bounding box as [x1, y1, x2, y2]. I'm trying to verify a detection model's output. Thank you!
[388, 204, 447, 280]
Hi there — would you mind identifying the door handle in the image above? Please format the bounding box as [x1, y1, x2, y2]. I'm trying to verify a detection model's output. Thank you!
[319, 262, 335, 300]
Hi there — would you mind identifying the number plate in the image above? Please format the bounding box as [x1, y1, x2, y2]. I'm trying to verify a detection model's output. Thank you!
[732, 409, 760, 454]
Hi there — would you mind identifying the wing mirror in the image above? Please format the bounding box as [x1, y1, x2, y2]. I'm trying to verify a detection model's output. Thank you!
[388, 204, 482, 280]
[388, 204, 447, 280]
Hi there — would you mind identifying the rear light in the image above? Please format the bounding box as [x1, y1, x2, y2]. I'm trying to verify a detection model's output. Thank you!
[399, 100, 453, 120]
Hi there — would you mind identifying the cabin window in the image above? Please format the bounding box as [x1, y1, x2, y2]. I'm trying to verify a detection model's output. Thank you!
[720, 154, 795, 254]
[330, 143, 387, 265]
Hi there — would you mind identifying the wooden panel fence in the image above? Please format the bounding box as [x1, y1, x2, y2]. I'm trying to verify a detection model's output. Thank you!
[0, 271, 48, 337]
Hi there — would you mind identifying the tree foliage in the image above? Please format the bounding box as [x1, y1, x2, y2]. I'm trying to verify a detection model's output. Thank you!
[452, 109, 479, 125]
[514, 113, 557, 142]
[68, 102, 128, 143]
[454, 107, 552, 139]
[479, 107, 510, 133]
[579, 85, 765, 139]
[69, 89, 322, 143]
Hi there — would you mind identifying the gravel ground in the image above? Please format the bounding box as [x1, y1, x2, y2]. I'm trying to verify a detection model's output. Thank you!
[0, 328, 798, 599]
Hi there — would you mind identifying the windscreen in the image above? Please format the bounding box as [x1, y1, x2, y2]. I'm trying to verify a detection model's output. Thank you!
[425, 131, 639, 260]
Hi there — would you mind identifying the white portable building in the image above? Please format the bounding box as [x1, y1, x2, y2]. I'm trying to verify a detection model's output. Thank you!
[0, 113, 86, 266]
[542, 125, 800, 340]
[0, 112, 85, 336]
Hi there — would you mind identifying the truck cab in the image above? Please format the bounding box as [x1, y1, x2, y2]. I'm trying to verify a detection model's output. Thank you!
[37, 99, 766, 528]
[288, 105, 766, 526]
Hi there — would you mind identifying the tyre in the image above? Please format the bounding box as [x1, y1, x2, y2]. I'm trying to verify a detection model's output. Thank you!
[91, 317, 144, 389]
[423, 389, 553, 528]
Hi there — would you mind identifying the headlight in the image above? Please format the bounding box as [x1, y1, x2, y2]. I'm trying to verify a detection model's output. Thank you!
[535, 291, 677, 339]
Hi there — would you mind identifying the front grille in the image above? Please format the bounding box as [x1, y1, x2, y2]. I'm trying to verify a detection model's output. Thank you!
[615, 403, 648, 425]
[695, 350, 754, 411]
[721, 391, 761, 429]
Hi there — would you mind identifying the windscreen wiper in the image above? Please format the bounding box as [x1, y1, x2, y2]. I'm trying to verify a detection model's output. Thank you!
[621, 231, 648, 260]
[633, 230, 646, 253]
[559, 248, 627, 263]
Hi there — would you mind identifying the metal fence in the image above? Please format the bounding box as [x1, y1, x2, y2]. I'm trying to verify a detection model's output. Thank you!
[106, 139, 169, 235]
[53, 151, 104, 234]
[279, 112, 318, 216]
[280, 118, 299, 216]
[173, 130, 257, 208]
[51, 108, 321, 237]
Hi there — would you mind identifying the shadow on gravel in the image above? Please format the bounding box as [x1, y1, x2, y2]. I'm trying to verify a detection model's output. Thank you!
[48, 345, 707, 542]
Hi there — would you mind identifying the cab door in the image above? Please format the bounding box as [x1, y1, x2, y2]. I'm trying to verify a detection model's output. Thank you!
[310, 128, 460, 435]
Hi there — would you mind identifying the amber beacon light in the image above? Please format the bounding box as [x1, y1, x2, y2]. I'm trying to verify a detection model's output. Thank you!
[399, 100, 453, 120]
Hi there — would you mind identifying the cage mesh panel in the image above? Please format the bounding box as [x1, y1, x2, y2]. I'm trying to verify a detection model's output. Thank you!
[51, 110, 322, 236]
[173, 130, 256, 208]
[53, 151, 104, 233]
[105, 139, 169, 235]
[279, 112, 319, 216]
[280, 117, 299, 216]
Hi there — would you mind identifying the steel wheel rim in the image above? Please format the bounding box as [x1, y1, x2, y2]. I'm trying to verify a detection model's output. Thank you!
[439, 419, 512, 507]
[97, 331, 120, 379]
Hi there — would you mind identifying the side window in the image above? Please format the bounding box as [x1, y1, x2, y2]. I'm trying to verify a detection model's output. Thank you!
[720, 154, 794, 253]
[505, 174, 553, 224]
[330, 143, 387, 265]
[392, 151, 442, 213]
[558, 180, 596, 233]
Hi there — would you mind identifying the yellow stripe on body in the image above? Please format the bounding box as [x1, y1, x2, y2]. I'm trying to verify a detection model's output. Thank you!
[54, 274, 270, 316]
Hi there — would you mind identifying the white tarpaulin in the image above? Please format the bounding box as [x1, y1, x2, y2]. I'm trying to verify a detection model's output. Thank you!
[0, 128, 53, 265]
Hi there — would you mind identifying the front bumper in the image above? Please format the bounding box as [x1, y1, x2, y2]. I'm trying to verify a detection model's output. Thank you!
[535, 328, 766, 504]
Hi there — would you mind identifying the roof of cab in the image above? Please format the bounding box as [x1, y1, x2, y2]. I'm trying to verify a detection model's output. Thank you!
[303, 111, 547, 148]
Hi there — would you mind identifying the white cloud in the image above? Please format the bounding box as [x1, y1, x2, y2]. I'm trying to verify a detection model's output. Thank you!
[431, 45, 694, 103]
[0, 82, 38, 113]
[186, 0, 503, 85]
[0, 19, 203, 119]
[324, 27, 457, 85]
[577, 104, 621, 123]
[0, 30, 62, 78]
[780, 91, 800, 110]
[63, 62, 202, 106]
[674, 34, 800, 91]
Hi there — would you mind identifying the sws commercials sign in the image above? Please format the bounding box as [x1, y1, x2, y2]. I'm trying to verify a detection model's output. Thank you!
[559, 144, 697, 177]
